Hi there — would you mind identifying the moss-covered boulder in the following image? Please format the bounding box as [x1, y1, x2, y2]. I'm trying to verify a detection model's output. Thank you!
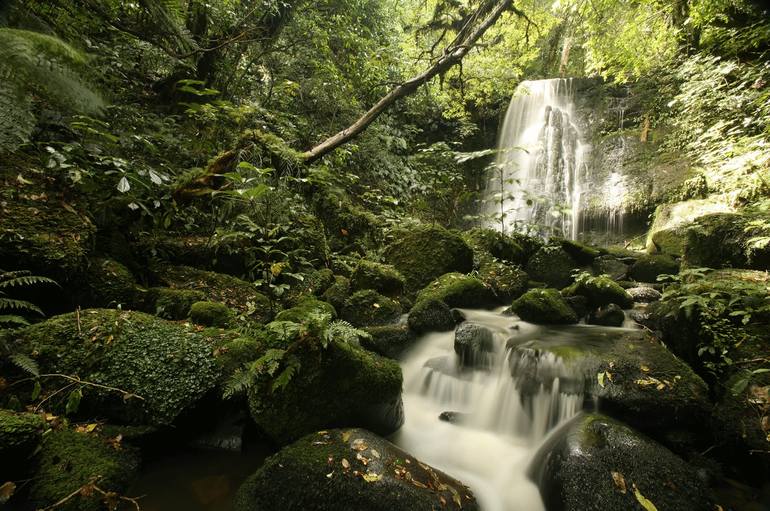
[275, 297, 337, 323]
[587, 304, 625, 327]
[626, 287, 662, 303]
[0, 410, 46, 479]
[509, 289, 578, 324]
[531, 413, 711, 511]
[341, 290, 402, 327]
[525, 245, 579, 288]
[82, 258, 140, 309]
[559, 238, 602, 265]
[646, 198, 734, 256]
[683, 212, 770, 270]
[407, 299, 455, 334]
[284, 268, 337, 306]
[248, 339, 403, 445]
[145, 287, 206, 319]
[321, 275, 351, 312]
[477, 261, 529, 302]
[214, 336, 263, 378]
[9, 309, 219, 425]
[591, 255, 629, 281]
[313, 186, 380, 252]
[361, 325, 417, 359]
[415, 273, 495, 309]
[461, 228, 526, 265]
[350, 260, 405, 297]
[28, 428, 140, 511]
[189, 301, 233, 327]
[234, 428, 479, 511]
[383, 225, 473, 294]
[454, 323, 495, 368]
[563, 275, 633, 308]
[628, 254, 679, 283]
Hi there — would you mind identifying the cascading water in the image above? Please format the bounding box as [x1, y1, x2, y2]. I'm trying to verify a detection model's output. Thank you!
[485, 79, 588, 240]
[392, 309, 593, 511]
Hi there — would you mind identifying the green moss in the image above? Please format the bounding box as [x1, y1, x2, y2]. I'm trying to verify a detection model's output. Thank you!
[350, 260, 405, 296]
[525, 245, 579, 288]
[275, 297, 337, 323]
[646, 198, 734, 256]
[341, 290, 402, 327]
[559, 238, 602, 264]
[28, 429, 139, 511]
[0, 410, 45, 479]
[683, 212, 770, 270]
[628, 254, 680, 282]
[189, 301, 233, 327]
[361, 325, 416, 359]
[215, 336, 263, 377]
[82, 258, 139, 309]
[477, 261, 529, 302]
[11, 309, 219, 425]
[510, 288, 578, 324]
[248, 340, 403, 444]
[285, 268, 336, 306]
[147, 287, 206, 319]
[313, 187, 380, 251]
[415, 273, 495, 308]
[461, 228, 527, 265]
[407, 299, 455, 334]
[563, 275, 633, 308]
[322, 275, 351, 312]
[383, 225, 473, 294]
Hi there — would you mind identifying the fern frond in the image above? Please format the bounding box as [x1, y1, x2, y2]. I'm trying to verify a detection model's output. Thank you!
[0, 297, 43, 315]
[0, 275, 58, 289]
[9, 353, 40, 377]
[0, 314, 30, 326]
[326, 320, 372, 344]
[222, 367, 254, 399]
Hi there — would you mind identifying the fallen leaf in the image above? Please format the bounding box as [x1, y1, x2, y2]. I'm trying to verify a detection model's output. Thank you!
[341, 458, 350, 470]
[598, 372, 606, 388]
[640, 365, 650, 373]
[633, 484, 658, 511]
[326, 471, 334, 479]
[371, 449, 381, 459]
[611, 471, 627, 494]
[0, 482, 16, 503]
[351, 438, 368, 451]
[341, 430, 352, 442]
[356, 453, 369, 466]
[362, 472, 382, 483]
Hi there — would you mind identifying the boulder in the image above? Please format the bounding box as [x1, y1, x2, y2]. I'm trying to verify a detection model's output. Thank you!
[461, 228, 527, 265]
[563, 275, 633, 308]
[361, 325, 417, 359]
[321, 275, 351, 312]
[531, 413, 712, 511]
[628, 254, 679, 283]
[189, 301, 233, 327]
[591, 255, 628, 281]
[341, 290, 402, 327]
[454, 323, 495, 368]
[509, 289, 578, 325]
[0, 410, 46, 480]
[415, 273, 496, 309]
[383, 225, 473, 294]
[248, 337, 403, 444]
[275, 297, 336, 323]
[587, 304, 625, 327]
[626, 287, 662, 303]
[350, 260, 405, 296]
[477, 261, 529, 302]
[559, 239, 602, 265]
[234, 428, 480, 511]
[283, 268, 336, 306]
[646, 198, 733, 256]
[684, 212, 770, 270]
[145, 287, 207, 319]
[526, 246, 578, 288]
[81, 258, 140, 309]
[408, 299, 456, 334]
[9, 309, 220, 425]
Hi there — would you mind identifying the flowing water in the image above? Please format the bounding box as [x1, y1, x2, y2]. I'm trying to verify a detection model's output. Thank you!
[392, 308, 637, 511]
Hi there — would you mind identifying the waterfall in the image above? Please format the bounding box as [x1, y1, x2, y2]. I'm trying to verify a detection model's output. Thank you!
[485, 79, 588, 240]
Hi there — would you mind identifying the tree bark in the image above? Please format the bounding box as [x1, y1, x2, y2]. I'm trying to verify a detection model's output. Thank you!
[300, 0, 514, 163]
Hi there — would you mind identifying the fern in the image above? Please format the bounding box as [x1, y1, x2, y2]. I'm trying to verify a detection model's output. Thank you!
[0, 273, 58, 289]
[0, 297, 43, 315]
[325, 320, 372, 346]
[9, 352, 40, 377]
[0, 314, 29, 327]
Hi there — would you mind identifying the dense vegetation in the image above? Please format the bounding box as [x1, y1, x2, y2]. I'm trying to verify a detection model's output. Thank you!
[1, 0, 769, 510]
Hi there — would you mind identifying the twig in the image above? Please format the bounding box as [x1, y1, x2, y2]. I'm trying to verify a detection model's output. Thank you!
[36, 476, 144, 511]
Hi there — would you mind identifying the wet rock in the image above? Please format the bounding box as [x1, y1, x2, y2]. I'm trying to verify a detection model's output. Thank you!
[563, 275, 633, 308]
[564, 295, 588, 319]
[439, 411, 471, 425]
[526, 245, 579, 288]
[454, 323, 495, 368]
[587, 304, 625, 327]
[592, 255, 628, 281]
[477, 261, 529, 302]
[341, 290, 402, 327]
[628, 254, 679, 283]
[531, 413, 712, 511]
[416, 273, 496, 309]
[508, 342, 587, 396]
[509, 288, 578, 325]
[559, 239, 602, 265]
[462, 227, 528, 265]
[361, 325, 416, 359]
[234, 428, 480, 511]
[626, 287, 662, 303]
[350, 260, 406, 297]
[408, 299, 456, 334]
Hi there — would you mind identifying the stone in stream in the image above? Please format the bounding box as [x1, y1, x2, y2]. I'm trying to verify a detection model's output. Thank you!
[525, 245, 579, 289]
[530, 413, 713, 511]
[416, 272, 496, 309]
[438, 411, 471, 425]
[234, 428, 480, 511]
[626, 286, 662, 303]
[509, 288, 578, 325]
[361, 324, 417, 359]
[587, 303, 625, 327]
[454, 322, 495, 368]
[562, 275, 633, 308]
[408, 298, 456, 334]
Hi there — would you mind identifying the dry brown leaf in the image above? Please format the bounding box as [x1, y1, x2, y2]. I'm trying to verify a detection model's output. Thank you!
[341, 458, 350, 470]
[371, 449, 381, 459]
[611, 471, 627, 494]
[351, 438, 368, 451]
[0, 482, 16, 503]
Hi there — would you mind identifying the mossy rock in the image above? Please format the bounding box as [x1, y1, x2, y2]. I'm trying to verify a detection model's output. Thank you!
[361, 325, 417, 359]
[313, 186, 380, 251]
[591, 255, 629, 281]
[321, 275, 351, 312]
[28, 428, 140, 511]
[587, 304, 625, 327]
[248, 339, 403, 444]
[477, 261, 529, 302]
[189, 301, 234, 327]
[532, 413, 712, 511]
[234, 428, 479, 511]
[341, 290, 402, 327]
[284, 268, 337, 306]
[525, 245, 579, 288]
[461, 228, 527, 265]
[383, 225, 473, 294]
[628, 254, 679, 283]
[214, 336, 263, 377]
[559, 238, 602, 265]
[407, 299, 455, 334]
[0, 410, 46, 480]
[684, 212, 770, 270]
[155, 264, 271, 323]
[562, 275, 633, 308]
[146, 287, 206, 319]
[415, 273, 495, 308]
[9, 309, 219, 425]
[350, 260, 406, 297]
[275, 297, 337, 323]
[510, 289, 578, 324]
[646, 198, 734, 256]
[82, 258, 140, 309]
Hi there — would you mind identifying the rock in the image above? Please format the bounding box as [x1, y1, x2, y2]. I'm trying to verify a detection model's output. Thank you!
[509, 289, 578, 325]
[415, 273, 496, 308]
[341, 290, 402, 327]
[145, 287, 206, 319]
[214, 336, 263, 377]
[234, 428, 480, 511]
[275, 297, 336, 323]
[531, 413, 712, 511]
[28, 428, 140, 511]
[408, 299, 455, 334]
[350, 260, 406, 296]
[321, 275, 351, 312]
[591, 255, 628, 281]
[189, 301, 233, 327]
[454, 323, 495, 368]
[626, 287, 662, 303]
[438, 411, 470, 424]
[82, 258, 140, 309]
[10, 309, 220, 425]
[684, 212, 770, 270]
[248, 337, 403, 445]
[646, 198, 733, 256]
[284, 268, 337, 306]
[0, 410, 45, 480]
[563, 275, 633, 308]
[587, 304, 625, 327]
[564, 295, 588, 319]
[383, 225, 474, 294]
[361, 325, 416, 359]
[461, 228, 527, 265]
[526, 246, 578, 288]
[477, 261, 529, 302]
[508, 342, 586, 396]
[628, 254, 679, 283]
[559, 238, 602, 265]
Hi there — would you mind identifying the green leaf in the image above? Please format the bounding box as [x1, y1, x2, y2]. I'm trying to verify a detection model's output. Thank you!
[65, 388, 83, 415]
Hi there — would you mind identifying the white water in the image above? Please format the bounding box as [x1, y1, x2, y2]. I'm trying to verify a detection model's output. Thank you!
[391, 309, 587, 511]
[486, 79, 588, 240]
